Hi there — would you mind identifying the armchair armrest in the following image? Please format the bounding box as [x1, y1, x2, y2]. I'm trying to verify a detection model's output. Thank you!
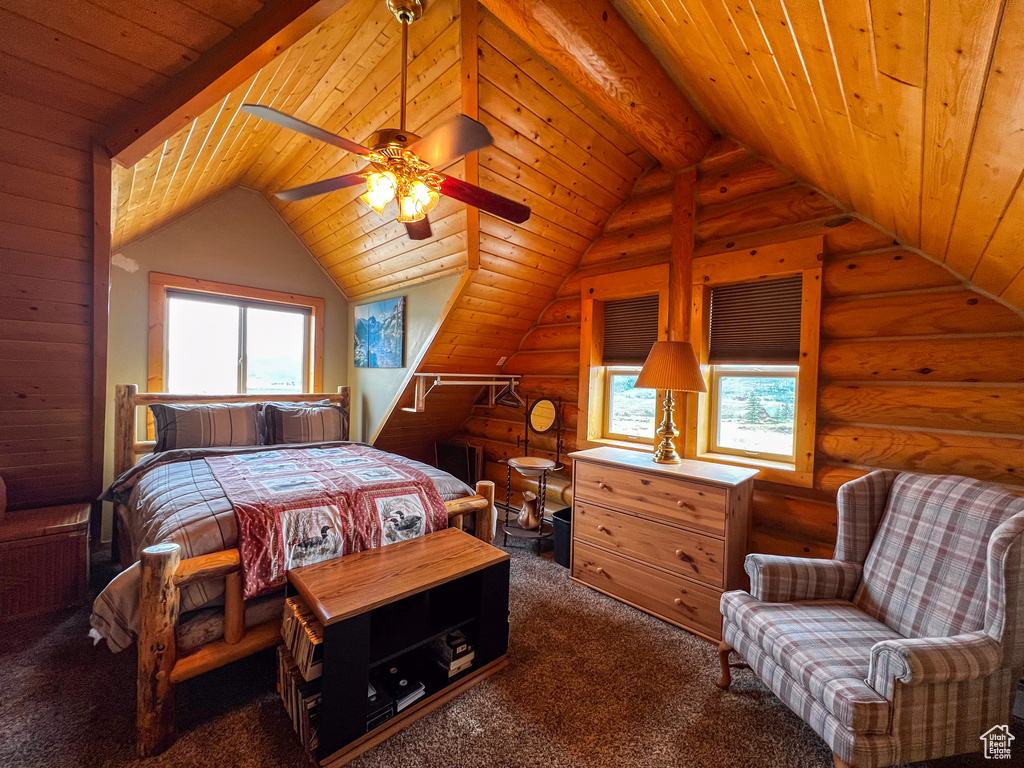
[867, 631, 1003, 699]
[744, 554, 862, 602]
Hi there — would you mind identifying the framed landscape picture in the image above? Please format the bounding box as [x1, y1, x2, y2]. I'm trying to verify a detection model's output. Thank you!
[354, 296, 405, 368]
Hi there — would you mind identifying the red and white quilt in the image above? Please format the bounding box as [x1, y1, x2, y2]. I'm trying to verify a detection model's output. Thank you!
[205, 445, 449, 597]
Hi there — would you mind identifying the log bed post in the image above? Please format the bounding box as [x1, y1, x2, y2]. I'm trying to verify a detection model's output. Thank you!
[138, 542, 181, 758]
[474, 480, 495, 545]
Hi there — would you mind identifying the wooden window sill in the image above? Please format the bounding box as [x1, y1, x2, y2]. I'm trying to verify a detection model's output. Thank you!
[694, 452, 814, 488]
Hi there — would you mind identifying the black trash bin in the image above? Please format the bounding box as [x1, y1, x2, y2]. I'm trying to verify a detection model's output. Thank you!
[552, 507, 571, 568]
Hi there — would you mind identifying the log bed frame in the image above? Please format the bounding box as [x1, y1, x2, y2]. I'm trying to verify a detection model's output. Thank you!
[113, 384, 497, 757]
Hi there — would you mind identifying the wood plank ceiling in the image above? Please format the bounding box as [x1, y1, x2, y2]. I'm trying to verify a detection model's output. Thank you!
[0, 0, 266, 509]
[614, 0, 1024, 310]
[112, 0, 651, 303]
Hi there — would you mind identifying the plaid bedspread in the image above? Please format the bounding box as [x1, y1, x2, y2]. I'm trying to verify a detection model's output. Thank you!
[206, 445, 449, 598]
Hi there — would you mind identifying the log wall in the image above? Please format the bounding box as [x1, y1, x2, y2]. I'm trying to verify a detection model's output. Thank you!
[450, 139, 1024, 557]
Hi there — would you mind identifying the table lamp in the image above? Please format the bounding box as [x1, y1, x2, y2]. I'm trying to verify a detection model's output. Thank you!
[634, 340, 707, 464]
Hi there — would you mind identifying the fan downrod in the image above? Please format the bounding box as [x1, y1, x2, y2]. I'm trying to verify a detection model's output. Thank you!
[387, 0, 422, 23]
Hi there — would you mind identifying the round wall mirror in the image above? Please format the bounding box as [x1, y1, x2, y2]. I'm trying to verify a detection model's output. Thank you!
[528, 398, 558, 434]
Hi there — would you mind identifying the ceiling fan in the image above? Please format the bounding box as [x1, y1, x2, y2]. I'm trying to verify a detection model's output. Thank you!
[241, 0, 530, 241]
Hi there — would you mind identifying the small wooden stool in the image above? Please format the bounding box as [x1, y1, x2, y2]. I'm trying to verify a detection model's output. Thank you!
[0, 503, 90, 621]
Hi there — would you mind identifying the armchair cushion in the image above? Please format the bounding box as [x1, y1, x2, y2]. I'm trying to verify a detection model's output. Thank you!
[867, 630, 1003, 699]
[722, 591, 896, 734]
[854, 473, 1024, 639]
[745, 554, 863, 603]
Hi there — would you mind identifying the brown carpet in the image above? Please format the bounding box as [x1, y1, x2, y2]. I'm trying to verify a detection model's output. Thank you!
[0, 545, 1015, 768]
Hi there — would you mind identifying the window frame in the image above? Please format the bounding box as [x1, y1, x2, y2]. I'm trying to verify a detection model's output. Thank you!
[684, 237, 823, 487]
[601, 365, 656, 444]
[149, 272, 325, 398]
[577, 264, 670, 453]
[707, 364, 799, 463]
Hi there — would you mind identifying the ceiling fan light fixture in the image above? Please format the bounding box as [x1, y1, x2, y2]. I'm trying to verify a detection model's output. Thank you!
[397, 178, 440, 222]
[359, 170, 398, 216]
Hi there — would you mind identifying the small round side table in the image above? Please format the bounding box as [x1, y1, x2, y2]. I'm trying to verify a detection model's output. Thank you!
[502, 456, 559, 553]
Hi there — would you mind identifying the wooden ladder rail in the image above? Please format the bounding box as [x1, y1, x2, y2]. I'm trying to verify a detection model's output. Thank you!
[136, 482, 496, 758]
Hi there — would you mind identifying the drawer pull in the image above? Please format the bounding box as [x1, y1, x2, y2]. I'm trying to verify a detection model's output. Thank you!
[675, 550, 700, 574]
[674, 597, 682, 605]
[597, 525, 606, 532]
[598, 482, 608, 490]
[676, 500, 694, 509]
[595, 567, 605, 575]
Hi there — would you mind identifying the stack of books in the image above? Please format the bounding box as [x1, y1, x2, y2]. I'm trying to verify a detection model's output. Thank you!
[430, 629, 474, 677]
[277, 644, 321, 753]
[281, 596, 324, 681]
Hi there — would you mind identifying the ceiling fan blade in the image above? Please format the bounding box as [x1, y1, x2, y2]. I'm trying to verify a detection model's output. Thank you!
[275, 173, 366, 202]
[410, 115, 493, 168]
[441, 176, 531, 224]
[242, 104, 370, 157]
[405, 216, 432, 241]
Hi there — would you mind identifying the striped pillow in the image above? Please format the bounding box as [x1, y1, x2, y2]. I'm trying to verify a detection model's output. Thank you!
[263, 403, 349, 445]
[256, 400, 329, 444]
[151, 403, 261, 452]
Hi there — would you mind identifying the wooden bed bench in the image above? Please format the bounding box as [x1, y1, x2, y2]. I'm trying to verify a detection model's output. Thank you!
[113, 384, 496, 756]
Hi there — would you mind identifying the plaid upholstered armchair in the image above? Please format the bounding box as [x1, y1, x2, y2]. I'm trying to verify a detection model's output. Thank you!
[717, 470, 1024, 768]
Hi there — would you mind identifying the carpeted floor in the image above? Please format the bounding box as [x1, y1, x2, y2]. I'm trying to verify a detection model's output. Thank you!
[0, 544, 1017, 768]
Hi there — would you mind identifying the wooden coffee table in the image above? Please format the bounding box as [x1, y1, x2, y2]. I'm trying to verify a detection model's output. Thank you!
[287, 527, 510, 767]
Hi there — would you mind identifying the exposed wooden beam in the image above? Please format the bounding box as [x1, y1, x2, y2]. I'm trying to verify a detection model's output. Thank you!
[91, 143, 112, 537]
[461, 0, 481, 271]
[669, 168, 696, 341]
[477, 0, 713, 171]
[105, 0, 352, 168]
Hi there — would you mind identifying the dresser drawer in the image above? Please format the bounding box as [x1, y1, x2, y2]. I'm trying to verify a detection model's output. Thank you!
[573, 502, 724, 587]
[572, 541, 723, 640]
[574, 462, 726, 536]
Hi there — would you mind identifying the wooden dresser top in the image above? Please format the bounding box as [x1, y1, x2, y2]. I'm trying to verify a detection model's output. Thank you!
[288, 528, 508, 626]
[569, 446, 759, 488]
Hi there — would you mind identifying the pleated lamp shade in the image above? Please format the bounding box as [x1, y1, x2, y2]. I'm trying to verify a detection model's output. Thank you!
[634, 341, 707, 393]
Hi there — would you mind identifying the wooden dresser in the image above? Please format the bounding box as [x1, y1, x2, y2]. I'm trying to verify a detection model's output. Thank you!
[568, 447, 757, 642]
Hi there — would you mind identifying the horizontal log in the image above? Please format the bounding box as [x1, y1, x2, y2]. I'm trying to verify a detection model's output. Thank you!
[559, 251, 671, 297]
[697, 158, 793, 207]
[504, 350, 579, 376]
[603, 189, 673, 233]
[820, 336, 1024, 383]
[474, 401, 579, 430]
[483, 461, 573, 510]
[538, 297, 581, 325]
[694, 215, 895, 259]
[698, 137, 749, 174]
[818, 383, 1024, 434]
[752, 491, 838, 549]
[748, 528, 835, 560]
[458, 436, 571, 472]
[696, 184, 842, 242]
[633, 166, 675, 196]
[815, 464, 870, 495]
[515, 375, 580, 404]
[173, 550, 240, 588]
[170, 621, 281, 684]
[817, 425, 1024, 486]
[823, 249, 961, 297]
[519, 323, 581, 352]
[822, 290, 1024, 338]
[462, 416, 578, 455]
[443, 494, 490, 519]
[580, 221, 673, 266]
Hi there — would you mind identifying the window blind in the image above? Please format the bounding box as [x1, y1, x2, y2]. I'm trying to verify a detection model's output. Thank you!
[602, 295, 660, 365]
[709, 276, 803, 363]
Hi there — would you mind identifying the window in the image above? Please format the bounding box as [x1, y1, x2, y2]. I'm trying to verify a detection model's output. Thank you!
[577, 265, 669, 450]
[150, 273, 325, 397]
[686, 238, 822, 487]
[603, 366, 657, 441]
[166, 292, 310, 394]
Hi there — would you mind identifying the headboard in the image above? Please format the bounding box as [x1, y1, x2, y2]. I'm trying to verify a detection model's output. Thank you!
[113, 384, 351, 477]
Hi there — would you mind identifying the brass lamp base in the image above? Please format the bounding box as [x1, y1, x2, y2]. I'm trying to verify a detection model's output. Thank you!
[652, 389, 682, 464]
